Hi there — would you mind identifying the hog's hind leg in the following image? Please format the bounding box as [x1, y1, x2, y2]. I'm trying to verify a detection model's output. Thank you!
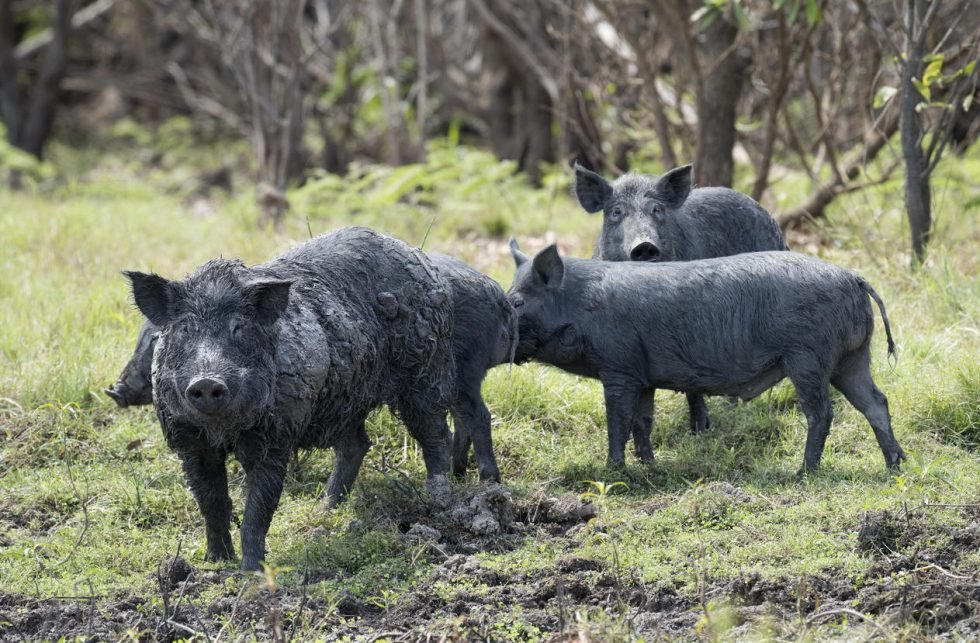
[401, 404, 453, 507]
[450, 383, 500, 483]
[687, 392, 710, 434]
[784, 354, 834, 476]
[831, 347, 905, 470]
[325, 419, 372, 508]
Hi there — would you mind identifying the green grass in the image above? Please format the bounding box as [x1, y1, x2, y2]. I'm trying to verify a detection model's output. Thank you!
[1, 130, 979, 640]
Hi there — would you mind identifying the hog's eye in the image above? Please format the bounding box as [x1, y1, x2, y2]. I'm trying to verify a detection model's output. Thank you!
[511, 295, 525, 309]
[230, 321, 244, 337]
[648, 202, 664, 218]
[607, 206, 624, 222]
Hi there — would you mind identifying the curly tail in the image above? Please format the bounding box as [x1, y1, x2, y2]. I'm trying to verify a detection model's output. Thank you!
[860, 279, 896, 359]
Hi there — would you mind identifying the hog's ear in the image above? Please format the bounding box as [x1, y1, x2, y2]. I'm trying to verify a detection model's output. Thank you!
[248, 280, 293, 326]
[574, 163, 612, 214]
[532, 244, 564, 288]
[125, 271, 176, 327]
[509, 237, 529, 267]
[654, 164, 692, 209]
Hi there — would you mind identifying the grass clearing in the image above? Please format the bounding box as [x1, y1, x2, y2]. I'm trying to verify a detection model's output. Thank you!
[1, 132, 979, 640]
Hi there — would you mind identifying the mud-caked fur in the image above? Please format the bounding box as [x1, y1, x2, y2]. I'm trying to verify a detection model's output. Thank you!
[508, 242, 905, 475]
[111, 252, 516, 485]
[124, 227, 455, 571]
[574, 163, 789, 438]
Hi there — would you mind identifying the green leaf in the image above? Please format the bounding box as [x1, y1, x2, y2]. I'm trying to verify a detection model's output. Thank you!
[787, 0, 801, 23]
[912, 78, 931, 102]
[774, 0, 786, 9]
[922, 58, 943, 86]
[690, 5, 718, 31]
[964, 94, 974, 112]
[873, 85, 897, 109]
[804, 0, 822, 25]
[733, 1, 751, 31]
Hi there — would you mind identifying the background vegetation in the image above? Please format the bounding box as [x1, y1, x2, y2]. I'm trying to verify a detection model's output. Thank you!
[0, 0, 979, 640]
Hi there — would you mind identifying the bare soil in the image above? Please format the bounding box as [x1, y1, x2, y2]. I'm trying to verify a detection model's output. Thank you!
[2, 496, 979, 641]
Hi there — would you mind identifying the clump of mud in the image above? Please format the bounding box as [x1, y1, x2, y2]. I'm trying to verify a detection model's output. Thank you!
[856, 510, 903, 555]
[448, 483, 515, 535]
[158, 555, 194, 592]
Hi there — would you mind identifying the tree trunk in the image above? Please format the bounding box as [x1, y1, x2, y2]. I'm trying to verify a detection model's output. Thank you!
[693, 14, 745, 188]
[0, 0, 75, 159]
[901, 0, 931, 267]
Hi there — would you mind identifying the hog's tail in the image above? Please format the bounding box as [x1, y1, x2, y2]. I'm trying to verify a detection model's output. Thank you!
[860, 279, 896, 359]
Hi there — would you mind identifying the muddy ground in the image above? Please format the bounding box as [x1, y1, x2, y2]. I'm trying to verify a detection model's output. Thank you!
[2, 487, 979, 641]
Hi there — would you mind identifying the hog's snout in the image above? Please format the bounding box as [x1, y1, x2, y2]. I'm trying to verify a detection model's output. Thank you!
[185, 376, 231, 415]
[629, 241, 661, 262]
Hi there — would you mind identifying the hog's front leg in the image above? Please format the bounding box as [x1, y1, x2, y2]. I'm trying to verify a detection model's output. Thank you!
[176, 443, 234, 562]
[631, 390, 655, 463]
[601, 376, 642, 467]
[235, 442, 290, 571]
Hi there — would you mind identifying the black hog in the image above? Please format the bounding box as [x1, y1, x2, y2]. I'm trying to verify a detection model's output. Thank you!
[105, 321, 157, 407]
[110, 252, 516, 485]
[574, 163, 788, 435]
[508, 241, 905, 475]
[428, 254, 516, 483]
[124, 227, 455, 570]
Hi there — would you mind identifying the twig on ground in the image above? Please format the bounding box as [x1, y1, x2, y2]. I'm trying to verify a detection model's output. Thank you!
[50, 430, 90, 568]
[803, 607, 890, 640]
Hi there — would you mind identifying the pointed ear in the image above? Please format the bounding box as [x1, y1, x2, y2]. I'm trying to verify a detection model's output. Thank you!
[574, 163, 612, 214]
[532, 244, 564, 288]
[124, 271, 176, 327]
[654, 164, 692, 209]
[247, 279, 292, 326]
[509, 237, 529, 267]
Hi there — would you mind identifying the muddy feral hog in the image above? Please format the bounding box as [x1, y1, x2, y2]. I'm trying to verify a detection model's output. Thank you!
[112, 252, 516, 485]
[508, 241, 905, 475]
[123, 227, 455, 570]
[575, 163, 788, 435]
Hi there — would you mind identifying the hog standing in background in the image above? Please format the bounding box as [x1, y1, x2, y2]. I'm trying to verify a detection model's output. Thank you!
[123, 227, 455, 570]
[508, 241, 904, 474]
[104, 321, 156, 407]
[109, 253, 516, 484]
[574, 163, 788, 445]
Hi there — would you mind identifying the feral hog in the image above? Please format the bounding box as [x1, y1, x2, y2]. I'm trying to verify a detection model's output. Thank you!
[574, 163, 788, 435]
[508, 241, 904, 475]
[123, 227, 455, 570]
[110, 252, 516, 485]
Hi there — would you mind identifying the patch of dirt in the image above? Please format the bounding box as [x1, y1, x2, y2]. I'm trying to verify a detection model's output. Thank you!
[4, 495, 980, 640]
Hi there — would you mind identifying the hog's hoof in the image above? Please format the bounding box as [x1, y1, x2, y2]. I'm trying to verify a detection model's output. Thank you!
[240, 556, 263, 572]
[425, 474, 452, 509]
[478, 467, 502, 484]
[886, 448, 907, 471]
[690, 416, 710, 434]
[795, 463, 820, 480]
[204, 543, 235, 562]
[606, 458, 627, 470]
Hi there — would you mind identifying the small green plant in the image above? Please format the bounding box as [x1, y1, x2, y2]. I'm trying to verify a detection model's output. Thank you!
[887, 450, 956, 524]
